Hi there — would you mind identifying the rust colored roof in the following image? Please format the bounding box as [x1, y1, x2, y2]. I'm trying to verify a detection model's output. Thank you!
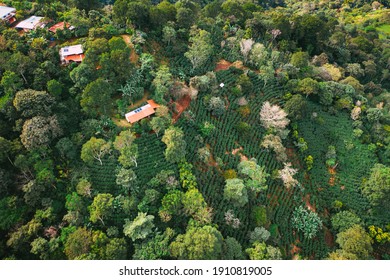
[64, 54, 85, 63]
[49, 22, 70, 33]
[147, 99, 160, 109]
[125, 104, 156, 123]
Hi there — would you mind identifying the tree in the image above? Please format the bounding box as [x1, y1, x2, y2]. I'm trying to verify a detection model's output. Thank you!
[1, 71, 22, 95]
[64, 227, 93, 260]
[284, 94, 307, 120]
[116, 168, 137, 193]
[224, 178, 248, 207]
[297, 78, 319, 97]
[105, 238, 127, 260]
[261, 134, 287, 162]
[150, 116, 170, 137]
[114, 130, 139, 167]
[76, 178, 92, 197]
[222, 237, 244, 260]
[291, 206, 322, 239]
[21, 116, 62, 151]
[278, 162, 298, 189]
[245, 241, 268, 260]
[336, 225, 373, 259]
[259, 102, 290, 133]
[290, 51, 309, 69]
[361, 164, 390, 220]
[331, 211, 362, 233]
[182, 188, 206, 216]
[162, 127, 187, 163]
[249, 227, 270, 244]
[207, 97, 225, 116]
[162, 25, 177, 46]
[89, 193, 114, 226]
[80, 79, 113, 117]
[81, 137, 111, 165]
[133, 228, 175, 260]
[170, 225, 223, 260]
[13, 89, 55, 118]
[123, 212, 155, 242]
[237, 159, 269, 192]
[185, 28, 213, 70]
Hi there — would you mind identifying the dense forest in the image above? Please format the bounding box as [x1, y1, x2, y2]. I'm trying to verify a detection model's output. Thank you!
[0, 0, 389, 260]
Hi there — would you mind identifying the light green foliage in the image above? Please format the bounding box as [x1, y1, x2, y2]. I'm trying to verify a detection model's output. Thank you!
[161, 189, 184, 216]
[114, 130, 139, 168]
[290, 51, 309, 69]
[89, 193, 114, 225]
[336, 225, 373, 259]
[237, 158, 269, 192]
[297, 78, 319, 97]
[81, 137, 111, 166]
[331, 211, 362, 232]
[170, 225, 223, 260]
[224, 178, 248, 207]
[185, 28, 213, 70]
[292, 206, 322, 239]
[76, 178, 92, 197]
[245, 241, 268, 260]
[361, 164, 390, 220]
[116, 168, 137, 193]
[182, 188, 206, 216]
[123, 212, 155, 241]
[1, 71, 22, 95]
[162, 127, 187, 163]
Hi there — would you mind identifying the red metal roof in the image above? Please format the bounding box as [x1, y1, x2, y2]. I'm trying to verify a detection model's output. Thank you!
[147, 99, 160, 109]
[49, 22, 70, 33]
[126, 105, 156, 123]
[64, 54, 85, 63]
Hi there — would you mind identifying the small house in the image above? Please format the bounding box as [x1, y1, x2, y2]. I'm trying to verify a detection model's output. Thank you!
[15, 16, 45, 31]
[125, 100, 160, 124]
[59, 44, 84, 64]
[48, 22, 74, 33]
[0, 6, 16, 24]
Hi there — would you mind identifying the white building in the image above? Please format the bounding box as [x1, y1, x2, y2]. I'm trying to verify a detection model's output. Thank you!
[15, 16, 45, 31]
[0, 6, 16, 24]
[59, 44, 85, 64]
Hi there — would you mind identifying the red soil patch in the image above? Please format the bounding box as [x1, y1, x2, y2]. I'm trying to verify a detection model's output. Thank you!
[172, 94, 191, 123]
[290, 239, 301, 259]
[328, 166, 337, 186]
[304, 194, 316, 212]
[324, 227, 335, 247]
[215, 59, 233, 71]
[229, 147, 248, 161]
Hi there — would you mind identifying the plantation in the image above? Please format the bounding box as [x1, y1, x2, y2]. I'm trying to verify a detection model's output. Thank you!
[0, 0, 389, 261]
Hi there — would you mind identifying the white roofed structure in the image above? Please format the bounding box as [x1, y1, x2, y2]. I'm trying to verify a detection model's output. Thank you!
[59, 44, 85, 64]
[15, 16, 45, 30]
[0, 6, 16, 24]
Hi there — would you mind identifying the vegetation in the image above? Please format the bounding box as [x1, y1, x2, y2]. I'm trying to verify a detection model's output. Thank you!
[0, 0, 389, 261]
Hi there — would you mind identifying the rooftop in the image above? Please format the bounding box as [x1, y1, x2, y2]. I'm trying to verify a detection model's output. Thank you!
[60, 44, 83, 56]
[0, 6, 16, 20]
[15, 16, 44, 30]
[125, 100, 160, 124]
[49, 22, 74, 33]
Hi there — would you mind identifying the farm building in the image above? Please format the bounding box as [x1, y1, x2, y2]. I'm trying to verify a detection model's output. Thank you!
[125, 100, 160, 124]
[48, 21, 74, 33]
[0, 5, 16, 24]
[59, 44, 85, 64]
[15, 16, 45, 31]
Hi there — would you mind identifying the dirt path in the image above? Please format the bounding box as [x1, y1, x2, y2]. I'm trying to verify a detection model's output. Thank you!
[172, 94, 191, 123]
[121, 34, 139, 64]
[215, 59, 259, 73]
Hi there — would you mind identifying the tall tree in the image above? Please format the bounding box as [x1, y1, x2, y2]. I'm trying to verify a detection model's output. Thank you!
[81, 137, 111, 166]
[80, 78, 113, 117]
[89, 193, 114, 226]
[185, 28, 213, 70]
[162, 127, 187, 163]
